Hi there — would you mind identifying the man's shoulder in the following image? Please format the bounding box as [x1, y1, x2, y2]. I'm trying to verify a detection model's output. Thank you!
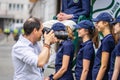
[12, 40, 28, 50]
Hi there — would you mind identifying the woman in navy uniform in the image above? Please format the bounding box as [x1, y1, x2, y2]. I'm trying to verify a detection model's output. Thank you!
[47, 22, 74, 80]
[109, 15, 120, 80]
[92, 12, 115, 80]
[57, 0, 90, 23]
[74, 20, 95, 80]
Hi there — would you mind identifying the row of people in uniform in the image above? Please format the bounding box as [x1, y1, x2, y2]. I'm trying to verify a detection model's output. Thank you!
[45, 12, 120, 80]
[12, 0, 119, 80]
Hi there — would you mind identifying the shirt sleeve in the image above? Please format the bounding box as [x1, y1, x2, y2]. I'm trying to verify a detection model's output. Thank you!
[102, 40, 115, 53]
[83, 46, 94, 60]
[63, 42, 74, 56]
[116, 43, 120, 56]
[61, 0, 67, 12]
[13, 46, 38, 67]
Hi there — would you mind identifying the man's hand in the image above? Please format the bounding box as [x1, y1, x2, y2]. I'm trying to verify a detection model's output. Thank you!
[44, 30, 54, 45]
[57, 12, 73, 21]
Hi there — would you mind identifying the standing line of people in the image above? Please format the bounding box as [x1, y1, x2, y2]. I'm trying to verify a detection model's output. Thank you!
[11, 0, 120, 79]
[11, 12, 120, 80]
[46, 12, 120, 80]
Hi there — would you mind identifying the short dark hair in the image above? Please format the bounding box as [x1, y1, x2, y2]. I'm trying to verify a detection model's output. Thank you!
[23, 17, 41, 35]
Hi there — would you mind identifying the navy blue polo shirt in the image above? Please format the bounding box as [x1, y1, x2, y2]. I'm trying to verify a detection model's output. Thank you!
[55, 39, 74, 80]
[109, 40, 120, 80]
[92, 34, 115, 80]
[75, 40, 95, 80]
[61, 0, 90, 22]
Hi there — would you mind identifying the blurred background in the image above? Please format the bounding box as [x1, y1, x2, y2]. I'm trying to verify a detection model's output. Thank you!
[0, 0, 120, 80]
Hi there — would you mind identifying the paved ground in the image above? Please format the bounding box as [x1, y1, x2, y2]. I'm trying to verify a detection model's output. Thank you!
[0, 34, 15, 80]
[0, 33, 5, 41]
[0, 34, 55, 80]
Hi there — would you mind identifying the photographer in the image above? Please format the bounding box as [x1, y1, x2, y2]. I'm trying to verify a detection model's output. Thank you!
[11, 17, 54, 80]
[45, 22, 75, 80]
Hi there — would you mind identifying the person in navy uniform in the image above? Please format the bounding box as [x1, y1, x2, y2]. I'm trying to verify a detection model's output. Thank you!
[45, 22, 74, 80]
[74, 20, 95, 80]
[57, 0, 90, 23]
[92, 12, 115, 80]
[109, 15, 120, 80]
[43, 0, 90, 30]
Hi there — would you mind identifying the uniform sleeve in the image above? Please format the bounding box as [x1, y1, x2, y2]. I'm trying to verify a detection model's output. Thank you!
[116, 43, 120, 56]
[61, 0, 67, 12]
[83, 46, 94, 60]
[73, 0, 90, 18]
[102, 40, 115, 53]
[13, 46, 38, 67]
[63, 42, 74, 56]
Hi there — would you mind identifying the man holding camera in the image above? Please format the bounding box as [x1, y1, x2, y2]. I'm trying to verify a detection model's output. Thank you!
[11, 17, 54, 80]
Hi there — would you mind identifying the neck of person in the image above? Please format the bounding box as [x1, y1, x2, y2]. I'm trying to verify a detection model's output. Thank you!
[24, 34, 36, 45]
[82, 35, 90, 43]
[102, 28, 111, 37]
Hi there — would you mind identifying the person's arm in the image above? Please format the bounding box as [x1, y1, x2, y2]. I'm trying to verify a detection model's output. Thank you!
[80, 59, 90, 80]
[52, 55, 70, 80]
[57, 13, 74, 21]
[74, 0, 90, 18]
[96, 52, 109, 80]
[112, 56, 120, 80]
[37, 45, 50, 67]
[80, 45, 94, 80]
[37, 31, 54, 68]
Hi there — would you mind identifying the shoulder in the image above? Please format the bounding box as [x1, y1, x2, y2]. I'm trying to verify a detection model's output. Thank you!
[63, 40, 74, 46]
[115, 42, 120, 56]
[116, 41, 120, 51]
[102, 35, 114, 44]
[84, 41, 94, 50]
[117, 41, 120, 47]
[12, 40, 32, 52]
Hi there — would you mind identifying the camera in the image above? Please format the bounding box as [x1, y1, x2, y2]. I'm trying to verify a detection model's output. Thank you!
[42, 27, 68, 40]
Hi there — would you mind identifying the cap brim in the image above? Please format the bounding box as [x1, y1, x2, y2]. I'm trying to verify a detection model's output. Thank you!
[111, 20, 117, 24]
[92, 18, 99, 22]
[111, 19, 120, 24]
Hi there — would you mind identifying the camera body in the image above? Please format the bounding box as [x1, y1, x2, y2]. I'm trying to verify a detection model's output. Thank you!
[42, 27, 68, 40]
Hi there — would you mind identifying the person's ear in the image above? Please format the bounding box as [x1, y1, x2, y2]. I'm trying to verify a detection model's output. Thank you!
[84, 29, 88, 34]
[103, 21, 108, 26]
[33, 28, 38, 34]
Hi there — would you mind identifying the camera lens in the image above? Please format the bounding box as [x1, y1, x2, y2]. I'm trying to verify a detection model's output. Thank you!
[54, 31, 68, 40]
[42, 27, 68, 40]
[42, 27, 51, 34]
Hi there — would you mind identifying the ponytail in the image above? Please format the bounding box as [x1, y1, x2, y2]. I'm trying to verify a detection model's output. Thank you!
[66, 26, 74, 40]
[88, 28, 99, 48]
[92, 29, 99, 48]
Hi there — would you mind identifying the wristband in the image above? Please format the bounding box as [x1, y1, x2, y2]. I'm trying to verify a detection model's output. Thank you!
[49, 74, 54, 80]
[44, 43, 50, 49]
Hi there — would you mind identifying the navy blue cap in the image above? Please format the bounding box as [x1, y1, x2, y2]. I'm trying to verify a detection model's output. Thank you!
[112, 15, 120, 24]
[51, 22, 66, 31]
[92, 12, 113, 22]
[74, 20, 94, 30]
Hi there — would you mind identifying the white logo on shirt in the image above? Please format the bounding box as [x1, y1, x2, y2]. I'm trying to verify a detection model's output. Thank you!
[73, 0, 79, 3]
